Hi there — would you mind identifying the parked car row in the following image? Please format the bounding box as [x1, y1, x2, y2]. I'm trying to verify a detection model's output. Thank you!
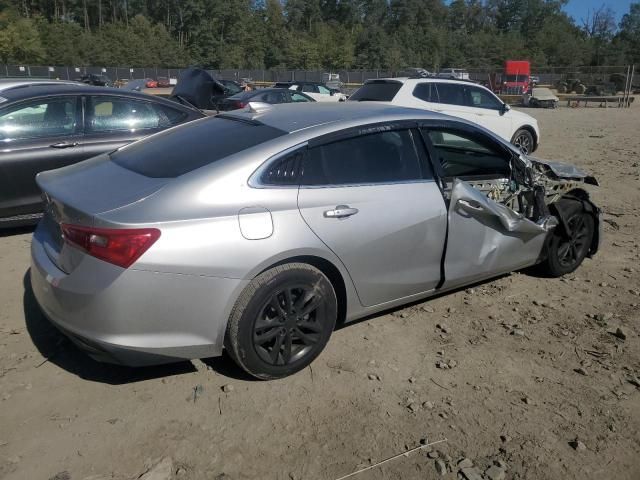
[0, 73, 543, 226]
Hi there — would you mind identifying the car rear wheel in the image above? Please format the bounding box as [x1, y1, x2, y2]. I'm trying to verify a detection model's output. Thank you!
[225, 263, 337, 379]
[511, 129, 535, 154]
[539, 200, 595, 277]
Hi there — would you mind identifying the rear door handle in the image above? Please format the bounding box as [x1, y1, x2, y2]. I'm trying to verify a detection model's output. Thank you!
[50, 142, 79, 149]
[324, 205, 359, 218]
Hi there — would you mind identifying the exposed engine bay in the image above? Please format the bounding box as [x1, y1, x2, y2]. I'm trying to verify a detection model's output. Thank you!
[440, 154, 601, 254]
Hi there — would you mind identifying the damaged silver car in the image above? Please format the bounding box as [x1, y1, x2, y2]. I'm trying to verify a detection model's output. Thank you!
[30, 103, 601, 379]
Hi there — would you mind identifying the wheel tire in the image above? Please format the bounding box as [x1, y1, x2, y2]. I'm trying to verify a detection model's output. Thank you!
[511, 129, 535, 154]
[539, 200, 595, 277]
[225, 263, 337, 380]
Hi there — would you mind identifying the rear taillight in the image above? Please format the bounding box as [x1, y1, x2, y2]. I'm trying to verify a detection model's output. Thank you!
[61, 224, 160, 268]
[236, 101, 247, 109]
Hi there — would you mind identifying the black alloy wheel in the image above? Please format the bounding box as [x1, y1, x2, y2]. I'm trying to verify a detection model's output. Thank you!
[556, 213, 591, 269]
[253, 284, 326, 366]
[512, 129, 534, 155]
[538, 199, 595, 277]
[226, 263, 337, 379]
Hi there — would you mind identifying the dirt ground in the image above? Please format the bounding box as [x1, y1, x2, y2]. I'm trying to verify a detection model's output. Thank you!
[1, 105, 639, 480]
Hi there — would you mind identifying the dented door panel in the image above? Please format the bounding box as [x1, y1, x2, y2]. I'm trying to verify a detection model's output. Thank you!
[442, 179, 553, 289]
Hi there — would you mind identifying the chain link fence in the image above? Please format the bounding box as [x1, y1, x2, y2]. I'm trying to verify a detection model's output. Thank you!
[0, 65, 397, 84]
[0, 64, 632, 88]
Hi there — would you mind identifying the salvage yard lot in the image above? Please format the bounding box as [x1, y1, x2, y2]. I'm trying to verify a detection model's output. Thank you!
[1, 106, 639, 480]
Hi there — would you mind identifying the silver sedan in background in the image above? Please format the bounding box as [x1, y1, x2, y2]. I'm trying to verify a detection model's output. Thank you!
[30, 103, 601, 379]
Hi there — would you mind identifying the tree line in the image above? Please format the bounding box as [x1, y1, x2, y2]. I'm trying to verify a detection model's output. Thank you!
[0, 1, 638, 71]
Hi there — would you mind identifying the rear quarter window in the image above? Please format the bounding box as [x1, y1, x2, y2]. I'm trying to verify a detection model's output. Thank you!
[110, 117, 286, 178]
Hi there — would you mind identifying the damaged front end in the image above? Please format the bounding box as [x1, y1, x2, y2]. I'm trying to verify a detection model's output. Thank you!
[444, 153, 602, 260]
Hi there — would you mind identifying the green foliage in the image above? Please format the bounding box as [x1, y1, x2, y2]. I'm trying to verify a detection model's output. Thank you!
[0, 0, 636, 69]
[617, 2, 640, 64]
[0, 10, 45, 63]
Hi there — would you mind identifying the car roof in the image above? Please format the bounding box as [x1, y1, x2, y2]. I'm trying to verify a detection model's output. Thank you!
[0, 84, 200, 111]
[277, 81, 324, 85]
[0, 79, 85, 92]
[222, 102, 451, 134]
[230, 88, 293, 99]
[370, 77, 477, 85]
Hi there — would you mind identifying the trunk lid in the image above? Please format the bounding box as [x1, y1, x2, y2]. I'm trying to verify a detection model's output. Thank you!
[36, 154, 169, 273]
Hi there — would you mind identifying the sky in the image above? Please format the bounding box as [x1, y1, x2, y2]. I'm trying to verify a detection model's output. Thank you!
[562, 0, 635, 24]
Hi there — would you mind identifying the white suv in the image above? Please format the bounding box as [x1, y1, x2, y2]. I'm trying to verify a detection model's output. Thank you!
[349, 78, 540, 154]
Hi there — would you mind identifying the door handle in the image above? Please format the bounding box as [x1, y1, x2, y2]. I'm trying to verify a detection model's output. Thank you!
[324, 205, 359, 218]
[50, 142, 79, 149]
[457, 199, 484, 212]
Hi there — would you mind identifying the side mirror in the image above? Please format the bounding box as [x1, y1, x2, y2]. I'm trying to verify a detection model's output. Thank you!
[330, 90, 335, 96]
[501, 103, 511, 115]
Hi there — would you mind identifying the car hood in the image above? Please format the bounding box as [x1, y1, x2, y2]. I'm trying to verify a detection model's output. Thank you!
[509, 108, 537, 124]
[527, 156, 599, 186]
[532, 92, 559, 101]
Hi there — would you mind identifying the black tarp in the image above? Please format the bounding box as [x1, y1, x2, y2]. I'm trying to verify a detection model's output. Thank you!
[170, 67, 226, 109]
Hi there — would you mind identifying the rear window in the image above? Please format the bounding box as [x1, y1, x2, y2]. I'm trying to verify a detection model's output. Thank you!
[348, 81, 402, 102]
[110, 116, 286, 178]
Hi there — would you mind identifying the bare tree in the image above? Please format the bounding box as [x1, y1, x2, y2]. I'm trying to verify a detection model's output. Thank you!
[581, 4, 617, 64]
[83, 0, 89, 32]
[581, 4, 617, 39]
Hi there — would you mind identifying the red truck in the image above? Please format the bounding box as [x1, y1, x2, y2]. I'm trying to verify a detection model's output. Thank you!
[502, 60, 530, 94]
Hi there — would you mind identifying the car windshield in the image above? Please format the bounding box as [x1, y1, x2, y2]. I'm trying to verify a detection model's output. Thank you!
[349, 82, 402, 101]
[110, 116, 286, 178]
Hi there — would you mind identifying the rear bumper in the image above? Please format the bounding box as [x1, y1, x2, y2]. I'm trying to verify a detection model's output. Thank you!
[30, 224, 248, 366]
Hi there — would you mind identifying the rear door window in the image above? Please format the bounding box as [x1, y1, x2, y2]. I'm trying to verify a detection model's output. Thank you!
[151, 103, 189, 126]
[412, 83, 437, 102]
[110, 116, 286, 178]
[87, 96, 162, 132]
[349, 81, 402, 101]
[303, 130, 424, 186]
[433, 83, 466, 106]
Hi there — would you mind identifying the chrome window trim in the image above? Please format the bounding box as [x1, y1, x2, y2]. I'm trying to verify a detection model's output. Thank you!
[249, 127, 439, 189]
[299, 178, 437, 189]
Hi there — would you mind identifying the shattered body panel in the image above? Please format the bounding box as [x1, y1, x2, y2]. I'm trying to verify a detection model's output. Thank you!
[441, 153, 601, 281]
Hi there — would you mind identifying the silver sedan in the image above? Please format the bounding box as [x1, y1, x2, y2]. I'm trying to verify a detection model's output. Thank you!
[30, 103, 601, 379]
